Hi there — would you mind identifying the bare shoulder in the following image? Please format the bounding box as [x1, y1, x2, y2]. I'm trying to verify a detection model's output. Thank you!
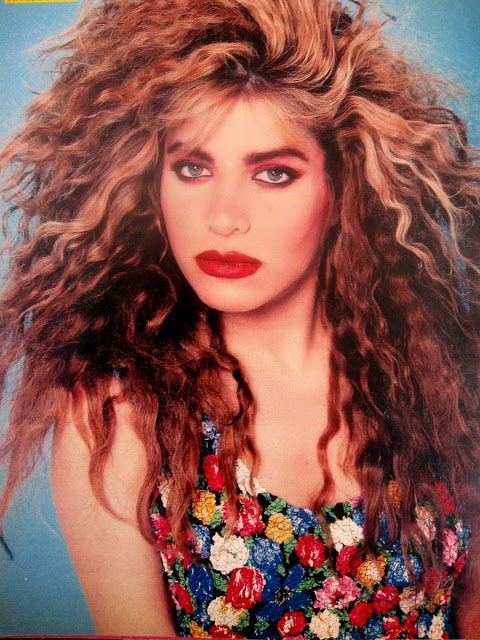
[52, 382, 175, 636]
[53, 380, 149, 517]
[452, 527, 480, 639]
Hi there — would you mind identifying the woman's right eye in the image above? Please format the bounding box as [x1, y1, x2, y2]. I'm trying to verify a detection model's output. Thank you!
[172, 161, 212, 180]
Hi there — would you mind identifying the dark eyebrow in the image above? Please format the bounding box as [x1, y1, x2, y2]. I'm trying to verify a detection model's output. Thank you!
[165, 142, 214, 163]
[165, 142, 308, 165]
[244, 147, 308, 164]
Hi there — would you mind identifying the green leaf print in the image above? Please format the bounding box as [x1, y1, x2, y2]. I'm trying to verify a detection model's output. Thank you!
[174, 558, 186, 582]
[211, 570, 229, 592]
[209, 509, 223, 529]
[283, 536, 297, 560]
[177, 611, 191, 630]
[236, 611, 251, 631]
[322, 565, 334, 578]
[313, 525, 327, 542]
[320, 506, 337, 519]
[255, 619, 271, 632]
[298, 576, 318, 590]
[264, 497, 287, 515]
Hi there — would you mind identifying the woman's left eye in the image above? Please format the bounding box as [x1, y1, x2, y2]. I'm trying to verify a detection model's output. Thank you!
[253, 167, 298, 185]
[172, 161, 212, 179]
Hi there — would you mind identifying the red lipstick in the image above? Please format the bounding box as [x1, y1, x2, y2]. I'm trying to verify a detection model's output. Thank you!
[195, 250, 262, 279]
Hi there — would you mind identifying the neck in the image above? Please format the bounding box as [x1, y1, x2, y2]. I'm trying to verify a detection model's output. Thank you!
[221, 281, 330, 376]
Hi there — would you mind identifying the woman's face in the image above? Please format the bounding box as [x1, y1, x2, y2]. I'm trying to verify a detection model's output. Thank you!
[160, 97, 332, 315]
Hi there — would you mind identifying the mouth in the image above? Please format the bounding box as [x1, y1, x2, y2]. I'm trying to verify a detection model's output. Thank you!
[195, 250, 262, 279]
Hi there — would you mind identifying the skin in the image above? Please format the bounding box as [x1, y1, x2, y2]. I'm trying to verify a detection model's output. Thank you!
[161, 96, 358, 507]
[161, 96, 332, 317]
[52, 95, 479, 636]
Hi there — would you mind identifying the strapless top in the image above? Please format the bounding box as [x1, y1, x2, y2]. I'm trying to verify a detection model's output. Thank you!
[149, 415, 470, 639]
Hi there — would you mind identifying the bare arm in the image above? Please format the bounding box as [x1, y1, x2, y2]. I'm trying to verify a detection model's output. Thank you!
[51, 388, 176, 636]
[452, 532, 480, 639]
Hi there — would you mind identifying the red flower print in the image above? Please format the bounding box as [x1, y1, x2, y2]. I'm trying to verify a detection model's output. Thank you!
[373, 585, 399, 613]
[277, 611, 306, 637]
[454, 550, 467, 578]
[336, 545, 363, 575]
[223, 496, 265, 537]
[150, 512, 171, 545]
[210, 626, 244, 639]
[295, 534, 326, 568]
[383, 615, 401, 634]
[169, 582, 194, 613]
[225, 566, 264, 609]
[203, 454, 225, 493]
[434, 481, 456, 515]
[161, 544, 180, 566]
[348, 601, 374, 628]
[404, 611, 419, 635]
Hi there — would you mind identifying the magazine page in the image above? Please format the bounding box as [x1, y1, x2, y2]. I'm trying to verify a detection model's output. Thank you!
[0, 0, 478, 637]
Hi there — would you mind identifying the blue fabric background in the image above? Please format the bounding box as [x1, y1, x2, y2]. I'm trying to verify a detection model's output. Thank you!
[0, 0, 478, 635]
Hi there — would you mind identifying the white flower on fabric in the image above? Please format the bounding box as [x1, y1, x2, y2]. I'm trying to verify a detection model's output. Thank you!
[235, 459, 264, 495]
[399, 586, 425, 614]
[159, 481, 170, 508]
[329, 517, 363, 551]
[428, 612, 445, 640]
[416, 506, 436, 541]
[235, 459, 252, 495]
[309, 610, 341, 639]
[207, 596, 245, 627]
[210, 533, 249, 575]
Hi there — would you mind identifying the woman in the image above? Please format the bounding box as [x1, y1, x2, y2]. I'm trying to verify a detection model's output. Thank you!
[0, 0, 479, 637]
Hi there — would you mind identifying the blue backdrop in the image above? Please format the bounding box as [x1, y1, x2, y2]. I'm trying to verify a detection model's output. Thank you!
[0, 0, 479, 635]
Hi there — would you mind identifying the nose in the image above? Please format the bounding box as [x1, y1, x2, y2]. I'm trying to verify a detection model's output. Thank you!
[207, 185, 250, 237]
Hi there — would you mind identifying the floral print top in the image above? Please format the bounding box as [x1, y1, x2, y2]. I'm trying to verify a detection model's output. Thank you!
[149, 416, 470, 639]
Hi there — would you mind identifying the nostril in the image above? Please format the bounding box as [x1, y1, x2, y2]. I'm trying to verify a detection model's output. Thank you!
[207, 207, 250, 237]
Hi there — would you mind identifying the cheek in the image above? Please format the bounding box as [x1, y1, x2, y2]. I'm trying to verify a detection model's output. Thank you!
[267, 185, 330, 252]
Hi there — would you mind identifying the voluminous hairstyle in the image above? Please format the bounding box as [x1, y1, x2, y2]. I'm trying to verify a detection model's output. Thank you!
[1, 0, 479, 575]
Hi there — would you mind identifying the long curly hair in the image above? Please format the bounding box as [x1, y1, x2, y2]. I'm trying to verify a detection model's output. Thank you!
[1, 0, 479, 573]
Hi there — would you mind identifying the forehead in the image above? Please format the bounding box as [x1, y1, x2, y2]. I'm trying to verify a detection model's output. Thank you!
[163, 96, 322, 155]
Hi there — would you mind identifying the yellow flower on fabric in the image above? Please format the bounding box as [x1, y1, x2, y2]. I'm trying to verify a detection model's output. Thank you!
[189, 621, 209, 637]
[265, 512, 294, 543]
[355, 555, 387, 588]
[386, 480, 401, 508]
[429, 588, 448, 609]
[192, 490, 217, 525]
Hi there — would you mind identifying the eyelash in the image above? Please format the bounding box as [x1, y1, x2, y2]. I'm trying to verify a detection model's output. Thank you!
[171, 161, 211, 180]
[170, 161, 300, 186]
[253, 166, 300, 186]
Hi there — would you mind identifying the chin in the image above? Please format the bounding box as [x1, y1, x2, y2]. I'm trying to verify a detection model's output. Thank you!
[191, 282, 265, 315]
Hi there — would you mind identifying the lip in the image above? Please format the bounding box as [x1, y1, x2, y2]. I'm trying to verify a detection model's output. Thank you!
[195, 250, 262, 279]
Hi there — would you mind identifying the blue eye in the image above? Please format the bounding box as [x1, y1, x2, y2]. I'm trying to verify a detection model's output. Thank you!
[254, 167, 299, 185]
[172, 161, 211, 179]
